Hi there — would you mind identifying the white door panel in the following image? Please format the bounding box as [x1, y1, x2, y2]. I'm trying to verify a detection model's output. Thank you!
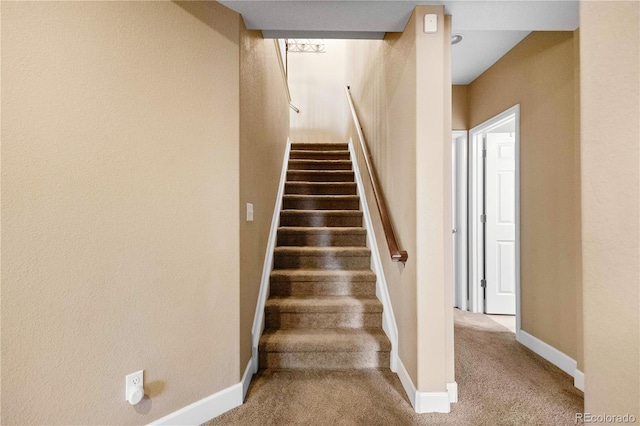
[486, 132, 516, 314]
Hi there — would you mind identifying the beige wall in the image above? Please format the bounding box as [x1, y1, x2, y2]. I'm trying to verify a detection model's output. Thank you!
[239, 27, 290, 370]
[289, 40, 350, 143]
[468, 32, 582, 365]
[345, 30, 419, 384]
[345, 7, 454, 392]
[1, 2, 288, 424]
[452, 85, 469, 130]
[581, 1, 639, 416]
[573, 29, 583, 372]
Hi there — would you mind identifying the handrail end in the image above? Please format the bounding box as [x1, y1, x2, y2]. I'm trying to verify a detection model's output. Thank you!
[392, 251, 408, 263]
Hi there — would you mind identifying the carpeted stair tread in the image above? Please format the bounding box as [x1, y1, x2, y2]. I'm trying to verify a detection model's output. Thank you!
[259, 328, 391, 353]
[280, 210, 362, 215]
[289, 150, 351, 160]
[285, 182, 357, 195]
[288, 159, 353, 170]
[282, 194, 360, 211]
[258, 351, 389, 370]
[270, 269, 376, 282]
[290, 150, 350, 156]
[291, 143, 349, 151]
[270, 281, 376, 297]
[287, 170, 355, 182]
[287, 170, 354, 177]
[277, 226, 366, 233]
[264, 296, 383, 328]
[280, 210, 363, 227]
[269, 270, 377, 297]
[283, 194, 360, 201]
[265, 296, 382, 313]
[277, 226, 366, 247]
[274, 246, 371, 256]
[274, 247, 371, 270]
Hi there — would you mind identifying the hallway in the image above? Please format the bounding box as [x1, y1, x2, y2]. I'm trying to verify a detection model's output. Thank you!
[205, 309, 583, 425]
[1, 1, 637, 423]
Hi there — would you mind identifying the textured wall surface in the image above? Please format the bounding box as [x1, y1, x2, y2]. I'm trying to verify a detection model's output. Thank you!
[345, 7, 453, 392]
[239, 26, 290, 371]
[288, 40, 350, 144]
[581, 1, 639, 417]
[346, 29, 420, 384]
[1, 2, 242, 424]
[452, 85, 469, 130]
[468, 32, 581, 364]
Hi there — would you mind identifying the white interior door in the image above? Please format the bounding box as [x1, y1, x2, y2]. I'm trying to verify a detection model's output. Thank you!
[485, 132, 516, 314]
[452, 136, 458, 308]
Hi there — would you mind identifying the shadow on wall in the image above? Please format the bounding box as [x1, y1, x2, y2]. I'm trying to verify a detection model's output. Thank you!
[173, 1, 239, 43]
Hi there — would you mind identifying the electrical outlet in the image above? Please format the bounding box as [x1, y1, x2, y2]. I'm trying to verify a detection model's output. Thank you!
[125, 370, 144, 403]
[128, 371, 142, 386]
[246, 203, 254, 222]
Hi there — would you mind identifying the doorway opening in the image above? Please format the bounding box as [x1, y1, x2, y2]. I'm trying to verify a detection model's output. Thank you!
[466, 105, 520, 333]
[452, 130, 468, 312]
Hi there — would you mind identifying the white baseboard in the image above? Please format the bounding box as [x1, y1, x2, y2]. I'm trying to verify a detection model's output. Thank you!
[574, 369, 584, 392]
[348, 138, 399, 373]
[150, 357, 255, 425]
[517, 330, 576, 376]
[447, 382, 458, 403]
[241, 358, 254, 401]
[416, 391, 451, 414]
[396, 357, 417, 409]
[517, 329, 584, 391]
[396, 357, 452, 413]
[149, 382, 242, 426]
[251, 139, 291, 358]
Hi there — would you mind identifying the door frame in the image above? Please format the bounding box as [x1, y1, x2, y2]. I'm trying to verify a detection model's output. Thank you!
[452, 130, 469, 311]
[468, 105, 521, 332]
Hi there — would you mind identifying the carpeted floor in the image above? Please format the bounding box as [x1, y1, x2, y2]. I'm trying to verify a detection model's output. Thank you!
[204, 309, 583, 425]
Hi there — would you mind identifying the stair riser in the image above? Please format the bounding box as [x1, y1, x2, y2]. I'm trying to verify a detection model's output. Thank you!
[269, 281, 376, 297]
[288, 161, 352, 171]
[259, 351, 389, 370]
[283, 198, 360, 210]
[277, 232, 366, 247]
[291, 144, 349, 151]
[287, 171, 354, 182]
[274, 254, 370, 270]
[280, 214, 363, 227]
[289, 151, 350, 160]
[265, 312, 382, 329]
[285, 183, 357, 195]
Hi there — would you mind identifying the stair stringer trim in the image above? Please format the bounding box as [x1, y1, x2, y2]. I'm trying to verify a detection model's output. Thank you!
[251, 138, 292, 374]
[348, 138, 399, 372]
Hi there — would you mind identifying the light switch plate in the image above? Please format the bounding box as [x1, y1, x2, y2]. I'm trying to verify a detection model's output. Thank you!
[424, 14, 437, 33]
[246, 203, 254, 222]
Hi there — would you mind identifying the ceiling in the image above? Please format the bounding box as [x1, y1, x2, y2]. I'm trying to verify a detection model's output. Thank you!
[219, 1, 579, 84]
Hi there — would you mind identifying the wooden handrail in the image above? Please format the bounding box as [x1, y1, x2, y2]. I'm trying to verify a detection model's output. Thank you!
[273, 40, 291, 104]
[345, 86, 408, 263]
[273, 40, 300, 114]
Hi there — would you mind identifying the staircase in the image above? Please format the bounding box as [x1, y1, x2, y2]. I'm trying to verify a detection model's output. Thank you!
[259, 142, 391, 370]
